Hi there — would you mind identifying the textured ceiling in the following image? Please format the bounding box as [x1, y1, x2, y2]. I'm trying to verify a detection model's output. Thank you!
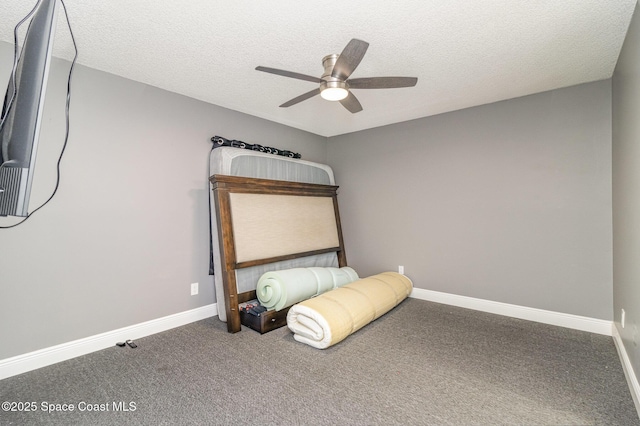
[0, 0, 637, 137]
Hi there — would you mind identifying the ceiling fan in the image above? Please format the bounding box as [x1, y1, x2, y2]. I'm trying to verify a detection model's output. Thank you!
[255, 39, 418, 113]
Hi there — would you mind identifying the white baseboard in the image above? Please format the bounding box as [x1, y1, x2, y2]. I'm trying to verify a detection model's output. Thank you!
[0, 303, 217, 381]
[0, 291, 620, 382]
[612, 324, 640, 418]
[409, 288, 612, 336]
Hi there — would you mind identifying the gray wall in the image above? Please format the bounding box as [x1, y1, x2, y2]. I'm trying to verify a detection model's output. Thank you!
[0, 41, 326, 360]
[613, 2, 640, 388]
[327, 80, 613, 320]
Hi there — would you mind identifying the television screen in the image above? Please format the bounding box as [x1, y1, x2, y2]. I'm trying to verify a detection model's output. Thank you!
[0, 0, 57, 217]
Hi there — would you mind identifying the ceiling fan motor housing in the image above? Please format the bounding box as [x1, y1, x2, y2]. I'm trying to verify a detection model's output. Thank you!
[322, 54, 345, 82]
[320, 54, 349, 98]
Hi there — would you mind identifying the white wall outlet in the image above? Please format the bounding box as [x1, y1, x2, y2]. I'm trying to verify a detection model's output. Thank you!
[398, 265, 404, 274]
[621, 308, 626, 328]
[190, 282, 198, 296]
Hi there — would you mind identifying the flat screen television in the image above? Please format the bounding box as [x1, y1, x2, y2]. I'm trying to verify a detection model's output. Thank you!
[0, 0, 57, 217]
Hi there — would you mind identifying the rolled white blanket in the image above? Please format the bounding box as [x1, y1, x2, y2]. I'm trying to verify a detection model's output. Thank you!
[287, 272, 413, 349]
[256, 266, 359, 311]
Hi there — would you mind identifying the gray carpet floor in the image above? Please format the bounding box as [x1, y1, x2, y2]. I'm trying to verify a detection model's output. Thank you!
[0, 298, 638, 425]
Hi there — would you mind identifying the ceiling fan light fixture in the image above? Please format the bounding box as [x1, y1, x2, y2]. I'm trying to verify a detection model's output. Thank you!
[320, 80, 349, 101]
[320, 87, 348, 101]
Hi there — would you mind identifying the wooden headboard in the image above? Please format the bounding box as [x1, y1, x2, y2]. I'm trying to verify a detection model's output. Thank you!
[210, 174, 347, 333]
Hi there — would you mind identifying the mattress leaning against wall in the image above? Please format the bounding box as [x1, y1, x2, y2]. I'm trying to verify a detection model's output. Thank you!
[209, 147, 339, 322]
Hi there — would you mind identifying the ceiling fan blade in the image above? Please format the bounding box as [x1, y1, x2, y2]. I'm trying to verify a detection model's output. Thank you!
[256, 66, 322, 83]
[339, 92, 363, 113]
[332, 39, 369, 81]
[279, 88, 321, 108]
[348, 76, 418, 89]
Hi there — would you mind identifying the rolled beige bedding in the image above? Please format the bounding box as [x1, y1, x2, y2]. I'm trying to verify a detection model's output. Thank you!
[256, 266, 359, 311]
[287, 272, 413, 349]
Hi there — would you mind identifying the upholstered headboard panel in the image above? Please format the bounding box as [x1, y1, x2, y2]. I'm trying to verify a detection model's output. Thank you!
[230, 193, 340, 263]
